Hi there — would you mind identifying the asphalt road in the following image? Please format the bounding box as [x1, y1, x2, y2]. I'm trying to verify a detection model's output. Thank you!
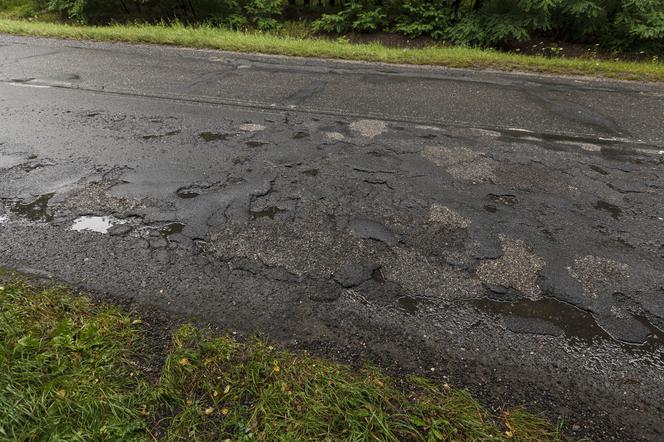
[1, 35, 664, 440]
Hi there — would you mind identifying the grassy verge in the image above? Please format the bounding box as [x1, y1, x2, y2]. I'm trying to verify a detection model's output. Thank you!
[0, 19, 663, 82]
[0, 280, 563, 441]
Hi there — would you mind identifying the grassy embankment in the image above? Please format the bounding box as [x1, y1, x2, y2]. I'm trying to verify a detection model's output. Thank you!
[0, 280, 563, 440]
[0, 18, 663, 82]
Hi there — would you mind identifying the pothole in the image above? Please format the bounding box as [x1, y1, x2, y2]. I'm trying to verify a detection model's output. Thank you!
[159, 222, 185, 237]
[595, 200, 622, 220]
[393, 295, 432, 315]
[250, 206, 287, 220]
[471, 297, 664, 351]
[176, 188, 201, 199]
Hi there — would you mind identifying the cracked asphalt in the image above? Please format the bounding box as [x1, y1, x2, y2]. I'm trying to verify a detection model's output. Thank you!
[1, 35, 664, 440]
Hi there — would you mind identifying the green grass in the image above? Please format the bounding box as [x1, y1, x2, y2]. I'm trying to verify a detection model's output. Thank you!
[0, 280, 564, 441]
[0, 19, 663, 82]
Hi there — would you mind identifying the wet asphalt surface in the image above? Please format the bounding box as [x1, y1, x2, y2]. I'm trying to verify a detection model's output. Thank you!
[1, 35, 664, 440]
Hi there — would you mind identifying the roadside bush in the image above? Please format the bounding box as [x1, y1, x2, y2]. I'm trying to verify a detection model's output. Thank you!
[47, 0, 286, 31]
[14, 0, 664, 52]
[0, 0, 49, 18]
[313, 0, 664, 52]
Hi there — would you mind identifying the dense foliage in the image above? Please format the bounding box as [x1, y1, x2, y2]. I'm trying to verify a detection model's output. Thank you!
[47, 0, 287, 30]
[312, 0, 664, 51]
[4, 0, 664, 51]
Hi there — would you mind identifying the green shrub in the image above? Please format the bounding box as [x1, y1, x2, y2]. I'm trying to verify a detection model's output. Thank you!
[11, 0, 664, 52]
[312, 0, 664, 52]
[46, 0, 286, 30]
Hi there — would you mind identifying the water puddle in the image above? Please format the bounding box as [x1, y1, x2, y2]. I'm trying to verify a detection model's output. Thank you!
[471, 297, 663, 352]
[176, 187, 202, 199]
[11, 193, 54, 222]
[160, 222, 185, 237]
[589, 165, 609, 175]
[71, 216, 123, 234]
[302, 169, 319, 177]
[395, 295, 432, 315]
[142, 130, 180, 140]
[371, 268, 386, 284]
[594, 200, 622, 219]
[250, 206, 286, 220]
[497, 129, 661, 163]
[199, 132, 229, 142]
[246, 140, 269, 147]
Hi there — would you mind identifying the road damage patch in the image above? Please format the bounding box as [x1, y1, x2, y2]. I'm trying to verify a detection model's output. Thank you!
[477, 235, 545, 300]
[567, 255, 630, 299]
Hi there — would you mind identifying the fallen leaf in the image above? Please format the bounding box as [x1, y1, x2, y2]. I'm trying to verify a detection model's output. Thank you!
[205, 407, 214, 415]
